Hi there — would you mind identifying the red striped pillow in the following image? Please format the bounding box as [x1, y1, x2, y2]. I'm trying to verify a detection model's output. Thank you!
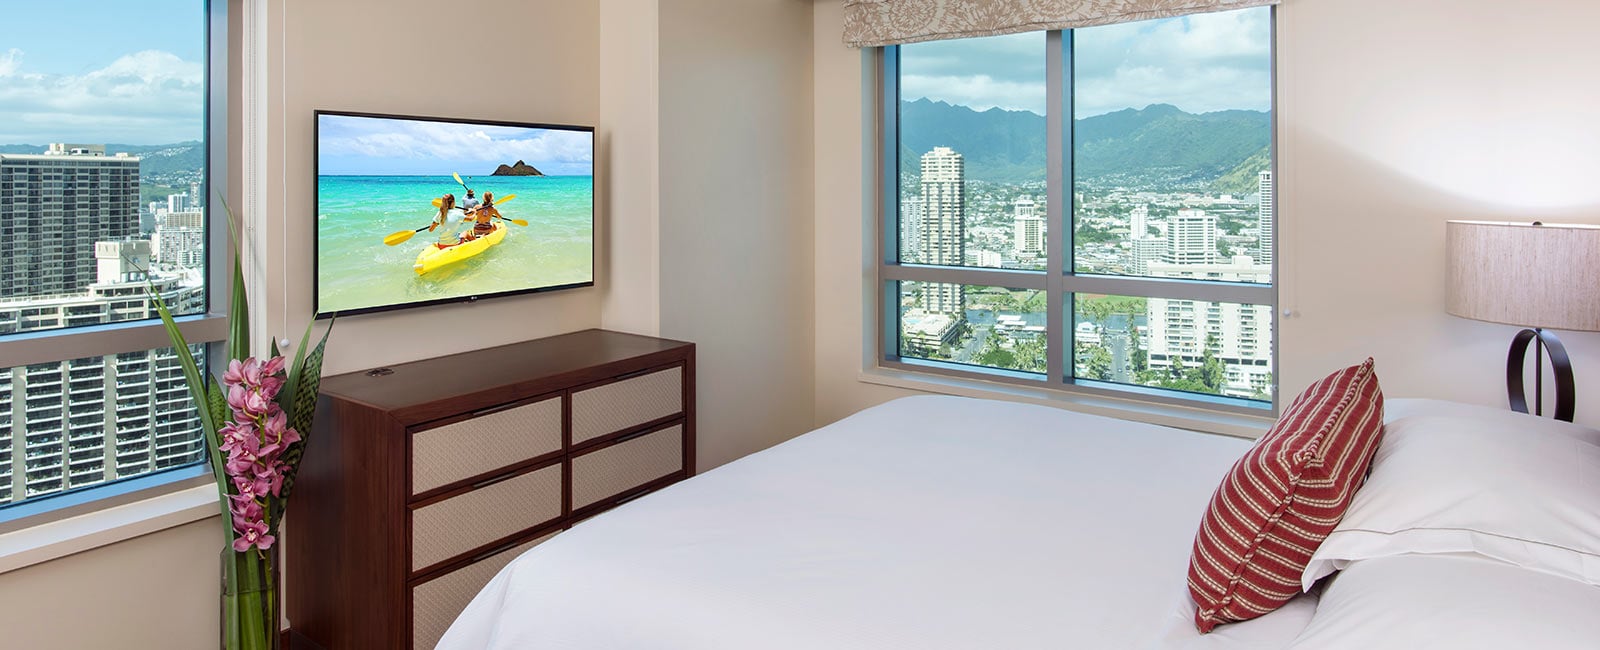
[1188, 358, 1385, 632]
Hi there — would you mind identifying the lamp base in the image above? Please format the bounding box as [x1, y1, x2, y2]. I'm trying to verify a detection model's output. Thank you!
[1506, 328, 1575, 422]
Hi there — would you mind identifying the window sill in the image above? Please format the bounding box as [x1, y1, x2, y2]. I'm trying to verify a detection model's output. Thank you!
[0, 484, 219, 574]
[857, 366, 1275, 439]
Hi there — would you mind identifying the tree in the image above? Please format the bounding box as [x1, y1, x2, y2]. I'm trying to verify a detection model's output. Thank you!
[1197, 333, 1224, 393]
[1021, 291, 1047, 313]
[1080, 298, 1114, 331]
[1128, 322, 1147, 374]
[1079, 345, 1113, 381]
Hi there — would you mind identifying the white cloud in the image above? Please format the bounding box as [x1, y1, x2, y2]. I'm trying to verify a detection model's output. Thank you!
[896, 8, 1272, 119]
[1074, 9, 1271, 117]
[0, 49, 203, 144]
[0, 49, 20, 77]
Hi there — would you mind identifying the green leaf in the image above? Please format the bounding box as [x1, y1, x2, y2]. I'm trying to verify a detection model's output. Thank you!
[205, 379, 232, 498]
[218, 196, 251, 363]
[278, 316, 334, 501]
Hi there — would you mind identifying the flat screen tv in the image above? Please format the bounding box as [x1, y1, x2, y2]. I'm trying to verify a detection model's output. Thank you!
[314, 110, 594, 318]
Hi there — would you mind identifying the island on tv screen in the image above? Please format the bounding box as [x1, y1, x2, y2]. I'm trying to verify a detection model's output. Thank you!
[314, 112, 594, 317]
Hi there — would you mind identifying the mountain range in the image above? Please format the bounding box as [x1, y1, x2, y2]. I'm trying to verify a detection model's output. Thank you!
[898, 98, 1270, 191]
[0, 142, 204, 182]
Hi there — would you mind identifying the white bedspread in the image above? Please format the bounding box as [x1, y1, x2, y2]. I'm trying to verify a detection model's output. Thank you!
[438, 395, 1314, 649]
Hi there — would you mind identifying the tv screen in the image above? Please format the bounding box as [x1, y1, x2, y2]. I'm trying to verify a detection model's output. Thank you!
[314, 111, 594, 318]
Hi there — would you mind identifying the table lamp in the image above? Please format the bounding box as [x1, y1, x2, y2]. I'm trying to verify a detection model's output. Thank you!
[1446, 220, 1600, 422]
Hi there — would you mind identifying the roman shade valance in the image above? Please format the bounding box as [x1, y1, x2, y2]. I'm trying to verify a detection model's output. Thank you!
[843, 0, 1281, 47]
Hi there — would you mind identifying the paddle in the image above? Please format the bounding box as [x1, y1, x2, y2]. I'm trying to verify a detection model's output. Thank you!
[385, 195, 525, 246]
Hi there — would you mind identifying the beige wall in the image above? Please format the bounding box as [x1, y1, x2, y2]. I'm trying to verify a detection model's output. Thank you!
[599, 0, 663, 336]
[0, 520, 221, 648]
[655, 0, 818, 469]
[810, 0, 1600, 428]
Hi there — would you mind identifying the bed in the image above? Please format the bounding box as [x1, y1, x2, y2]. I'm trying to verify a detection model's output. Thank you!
[436, 394, 1600, 649]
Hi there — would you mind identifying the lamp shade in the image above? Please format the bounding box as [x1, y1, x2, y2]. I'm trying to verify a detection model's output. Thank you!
[1446, 220, 1600, 332]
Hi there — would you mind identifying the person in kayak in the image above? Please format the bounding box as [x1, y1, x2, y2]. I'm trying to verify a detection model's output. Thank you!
[461, 191, 501, 242]
[460, 188, 480, 215]
[428, 193, 461, 247]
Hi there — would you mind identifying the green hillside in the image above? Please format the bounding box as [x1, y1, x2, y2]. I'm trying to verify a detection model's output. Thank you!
[898, 99, 1270, 187]
[1209, 145, 1271, 196]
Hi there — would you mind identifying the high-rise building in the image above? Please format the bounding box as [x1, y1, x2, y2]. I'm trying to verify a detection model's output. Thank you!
[900, 195, 924, 262]
[1012, 197, 1044, 255]
[1165, 208, 1217, 266]
[0, 240, 206, 503]
[0, 145, 141, 299]
[1144, 255, 1272, 397]
[919, 147, 965, 314]
[155, 210, 206, 270]
[166, 192, 189, 214]
[1257, 171, 1274, 267]
[1131, 238, 1167, 275]
[1129, 204, 1150, 240]
[190, 181, 203, 211]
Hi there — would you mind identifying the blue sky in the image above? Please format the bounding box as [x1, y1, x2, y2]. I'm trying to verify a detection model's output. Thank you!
[0, 1, 205, 144]
[900, 6, 1272, 118]
[317, 115, 594, 177]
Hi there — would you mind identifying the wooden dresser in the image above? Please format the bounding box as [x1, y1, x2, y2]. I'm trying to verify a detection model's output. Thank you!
[286, 329, 695, 650]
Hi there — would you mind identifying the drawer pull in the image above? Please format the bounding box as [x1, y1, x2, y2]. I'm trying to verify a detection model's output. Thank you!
[471, 471, 519, 490]
[613, 367, 658, 382]
[472, 401, 525, 418]
[614, 488, 653, 506]
[612, 428, 655, 445]
[470, 540, 522, 564]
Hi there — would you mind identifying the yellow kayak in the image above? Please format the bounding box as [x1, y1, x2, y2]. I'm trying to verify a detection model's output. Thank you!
[413, 222, 507, 275]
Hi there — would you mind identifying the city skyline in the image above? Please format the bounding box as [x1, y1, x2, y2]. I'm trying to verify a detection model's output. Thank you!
[897, 131, 1273, 399]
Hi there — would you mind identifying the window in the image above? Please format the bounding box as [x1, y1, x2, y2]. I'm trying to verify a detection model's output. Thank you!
[0, 0, 229, 522]
[878, 7, 1275, 410]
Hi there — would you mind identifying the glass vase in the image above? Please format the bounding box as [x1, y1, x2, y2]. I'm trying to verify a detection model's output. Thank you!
[220, 545, 280, 650]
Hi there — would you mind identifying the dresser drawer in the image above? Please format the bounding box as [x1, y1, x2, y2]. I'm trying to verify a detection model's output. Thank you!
[571, 424, 683, 510]
[411, 462, 563, 572]
[571, 366, 682, 445]
[412, 395, 563, 496]
[412, 528, 560, 650]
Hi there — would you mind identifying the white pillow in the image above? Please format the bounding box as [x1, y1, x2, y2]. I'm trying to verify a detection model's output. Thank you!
[1301, 400, 1600, 591]
[1287, 554, 1600, 650]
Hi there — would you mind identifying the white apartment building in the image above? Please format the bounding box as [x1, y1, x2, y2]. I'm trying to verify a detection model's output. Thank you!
[0, 240, 206, 504]
[1130, 237, 1167, 276]
[1257, 170, 1274, 267]
[1012, 197, 1044, 256]
[1165, 208, 1217, 266]
[155, 210, 206, 270]
[1145, 255, 1272, 397]
[918, 146, 965, 314]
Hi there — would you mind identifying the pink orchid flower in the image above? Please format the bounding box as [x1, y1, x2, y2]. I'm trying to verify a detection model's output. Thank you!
[232, 519, 275, 552]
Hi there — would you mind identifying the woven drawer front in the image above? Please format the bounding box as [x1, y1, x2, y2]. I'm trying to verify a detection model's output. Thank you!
[571, 366, 682, 444]
[412, 529, 559, 650]
[571, 425, 682, 510]
[412, 396, 562, 495]
[411, 463, 562, 571]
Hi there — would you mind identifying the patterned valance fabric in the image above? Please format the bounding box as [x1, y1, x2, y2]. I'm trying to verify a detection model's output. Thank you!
[843, 0, 1282, 47]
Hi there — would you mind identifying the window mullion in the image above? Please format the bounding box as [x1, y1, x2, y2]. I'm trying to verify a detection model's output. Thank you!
[1045, 30, 1070, 384]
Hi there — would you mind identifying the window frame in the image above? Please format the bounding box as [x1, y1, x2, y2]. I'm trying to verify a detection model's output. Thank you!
[872, 15, 1279, 416]
[0, 0, 233, 530]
